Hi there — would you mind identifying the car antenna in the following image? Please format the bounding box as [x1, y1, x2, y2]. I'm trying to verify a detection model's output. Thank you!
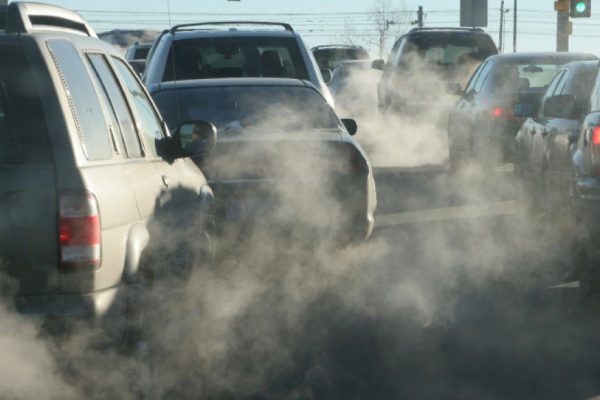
[166, 0, 183, 127]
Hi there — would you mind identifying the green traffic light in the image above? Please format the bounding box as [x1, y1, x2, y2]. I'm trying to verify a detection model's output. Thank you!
[575, 1, 587, 13]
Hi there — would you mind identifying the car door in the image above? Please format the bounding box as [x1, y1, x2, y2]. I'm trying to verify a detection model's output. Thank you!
[545, 68, 591, 197]
[531, 71, 569, 176]
[454, 60, 493, 154]
[521, 70, 567, 183]
[84, 52, 164, 224]
[110, 56, 202, 215]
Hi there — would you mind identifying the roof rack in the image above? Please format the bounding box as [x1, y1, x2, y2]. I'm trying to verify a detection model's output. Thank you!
[4, 2, 96, 37]
[408, 27, 484, 33]
[170, 21, 294, 34]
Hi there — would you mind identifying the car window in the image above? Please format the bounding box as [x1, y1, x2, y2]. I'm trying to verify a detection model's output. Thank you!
[392, 39, 407, 66]
[538, 70, 566, 119]
[153, 86, 340, 134]
[47, 39, 112, 161]
[487, 62, 566, 96]
[559, 66, 596, 108]
[313, 47, 369, 70]
[0, 44, 51, 165]
[113, 57, 164, 157]
[163, 36, 310, 81]
[464, 61, 485, 93]
[405, 33, 496, 66]
[86, 53, 143, 158]
[554, 70, 570, 95]
[387, 39, 401, 64]
[474, 61, 492, 93]
[134, 46, 150, 60]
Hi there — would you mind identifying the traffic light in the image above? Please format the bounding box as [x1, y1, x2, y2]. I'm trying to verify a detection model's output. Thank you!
[570, 0, 591, 18]
[554, 0, 569, 12]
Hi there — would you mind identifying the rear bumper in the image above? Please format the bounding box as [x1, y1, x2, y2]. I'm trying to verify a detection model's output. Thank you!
[15, 285, 120, 320]
[210, 173, 377, 242]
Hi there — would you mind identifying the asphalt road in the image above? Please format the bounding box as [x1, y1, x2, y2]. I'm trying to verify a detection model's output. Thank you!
[51, 162, 600, 400]
[134, 162, 600, 399]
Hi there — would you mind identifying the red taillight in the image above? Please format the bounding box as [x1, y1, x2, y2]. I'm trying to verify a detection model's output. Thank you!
[59, 191, 101, 271]
[490, 107, 504, 118]
[592, 127, 600, 145]
[489, 106, 513, 119]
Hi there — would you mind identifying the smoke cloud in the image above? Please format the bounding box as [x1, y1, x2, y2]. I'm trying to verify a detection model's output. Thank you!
[1, 55, 599, 400]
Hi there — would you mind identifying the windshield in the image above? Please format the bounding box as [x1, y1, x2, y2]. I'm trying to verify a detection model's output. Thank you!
[406, 33, 497, 66]
[162, 36, 310, 81]
[153, 85, 340, 133]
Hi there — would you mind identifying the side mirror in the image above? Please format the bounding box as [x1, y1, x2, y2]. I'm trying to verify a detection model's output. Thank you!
[447, 82, 463, 96]
[544, 94, 577, 119]
[321, 68, 333, 84]
[514, 103, 535, 118]
[372, 59, 386, 71]
[341, 118, 358, 136]
[175, 121, 217, 158]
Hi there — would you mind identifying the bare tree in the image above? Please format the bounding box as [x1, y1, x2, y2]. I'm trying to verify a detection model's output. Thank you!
[368, 0, 409, 59]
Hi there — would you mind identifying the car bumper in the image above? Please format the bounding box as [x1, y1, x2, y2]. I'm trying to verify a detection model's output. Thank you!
[210, 173, 376, 242]
[15, 285, 121, 320]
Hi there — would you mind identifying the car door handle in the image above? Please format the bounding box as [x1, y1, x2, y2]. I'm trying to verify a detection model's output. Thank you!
[161, 175, 169, 188]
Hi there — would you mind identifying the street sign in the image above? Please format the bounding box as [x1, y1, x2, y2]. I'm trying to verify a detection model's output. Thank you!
[460, 0, 488, 27]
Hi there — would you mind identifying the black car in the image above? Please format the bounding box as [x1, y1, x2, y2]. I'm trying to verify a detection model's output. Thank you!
[515, 60, 599, 219]
[312, 44, 370, 71]
[372, 27, 498, 116]
[449, 52, 597, 169]
[150, 78, 377, 243]
[570, 64, 600, 243]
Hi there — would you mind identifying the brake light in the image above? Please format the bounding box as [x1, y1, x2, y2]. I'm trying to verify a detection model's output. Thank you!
[59, 191, 101, 271]
[592, 127, 600, 145]
[489, 106, 513, 119]
[490, 107, 504, 118]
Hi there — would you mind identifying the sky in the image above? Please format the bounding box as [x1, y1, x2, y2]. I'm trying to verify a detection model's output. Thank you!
[11, 0, 600, 57]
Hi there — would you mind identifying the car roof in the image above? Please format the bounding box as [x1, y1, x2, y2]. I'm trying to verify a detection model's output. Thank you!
[170, 29, 297, 41]
[151, 77, 314, 92]
[405, 27, 488, 36]
[312, 44, 366, 50]
[488, 52, 598, 64]
[560, 59, 600, 71]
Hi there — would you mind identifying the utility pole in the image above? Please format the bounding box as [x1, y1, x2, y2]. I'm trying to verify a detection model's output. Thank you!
[417, 6, 424, 28]
[512, 0, 517, 52]
[554, 0, 571, 52]
[556, 11, 570, 51]
[499, 1, 510, 53]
